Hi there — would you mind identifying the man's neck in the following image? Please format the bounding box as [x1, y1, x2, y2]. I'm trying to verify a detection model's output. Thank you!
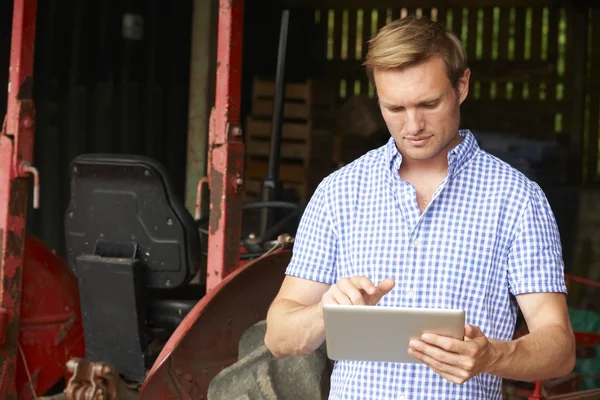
[399, 154, 449, 179]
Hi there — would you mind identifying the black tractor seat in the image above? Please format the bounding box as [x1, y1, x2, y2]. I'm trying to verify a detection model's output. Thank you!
[64, 154, 204, 382]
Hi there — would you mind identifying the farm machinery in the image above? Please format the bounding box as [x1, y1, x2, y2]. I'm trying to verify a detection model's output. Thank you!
[1, 0, 600, 399]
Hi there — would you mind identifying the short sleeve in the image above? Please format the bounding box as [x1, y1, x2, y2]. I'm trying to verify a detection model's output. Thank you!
[507, 187, 568, 296]
[285, 180, 338, 284]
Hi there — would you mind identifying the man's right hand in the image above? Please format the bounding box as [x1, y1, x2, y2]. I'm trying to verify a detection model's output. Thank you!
[320, 276, 395, 307]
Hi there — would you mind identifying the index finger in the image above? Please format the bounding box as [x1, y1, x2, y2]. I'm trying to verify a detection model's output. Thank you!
[350, 276, 377, 295]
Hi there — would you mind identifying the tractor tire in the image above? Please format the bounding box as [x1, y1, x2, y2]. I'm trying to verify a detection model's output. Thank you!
[207, 321, 334, 400]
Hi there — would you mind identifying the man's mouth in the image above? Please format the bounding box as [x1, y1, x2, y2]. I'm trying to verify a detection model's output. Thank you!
[406, 136, 432, 145]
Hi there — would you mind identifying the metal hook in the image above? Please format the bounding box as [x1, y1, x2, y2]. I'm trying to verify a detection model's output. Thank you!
[20, 161, 40, 209]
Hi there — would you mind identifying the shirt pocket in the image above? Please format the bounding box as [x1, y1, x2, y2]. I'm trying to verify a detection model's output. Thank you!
[434, 223, 500, 309]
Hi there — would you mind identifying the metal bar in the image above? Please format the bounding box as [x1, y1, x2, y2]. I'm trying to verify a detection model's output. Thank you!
[0, 0, 38, 397]
[267, 9, 290, 183]
[206, 0, 245, 291]
[260, 9, 290, 235]
[185, 0, 217, 214]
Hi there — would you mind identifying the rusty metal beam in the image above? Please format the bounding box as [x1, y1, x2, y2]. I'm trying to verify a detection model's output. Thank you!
[205, 0, 245, 291]
[0, 0, 38, 397]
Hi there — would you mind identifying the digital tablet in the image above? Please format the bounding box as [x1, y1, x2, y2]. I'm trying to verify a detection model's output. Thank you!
[323, 304, 465, 364]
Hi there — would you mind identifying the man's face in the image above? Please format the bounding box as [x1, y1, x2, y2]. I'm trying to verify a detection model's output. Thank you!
[374, 56, 470, 163]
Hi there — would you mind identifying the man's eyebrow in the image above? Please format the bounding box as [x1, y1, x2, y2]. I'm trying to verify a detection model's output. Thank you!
[379, 94, 444, 109]
[378, 100, 400, 108]
[418, 94, 444, 105]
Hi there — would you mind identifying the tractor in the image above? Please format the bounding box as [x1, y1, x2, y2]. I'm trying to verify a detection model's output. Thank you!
[2, 0, 600, 399]
[2, 0, 306, 398]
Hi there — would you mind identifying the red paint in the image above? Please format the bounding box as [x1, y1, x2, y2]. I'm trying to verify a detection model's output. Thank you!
[545, 389, 600, 399]
[206, 141, 245, 290]
[139, 249, 291, 399]
[205, 0, 246, 292]
[574, 331, 600, 348]
[565, 274, 600, 289]
[17, 235, 85, 399]
[0, 0, 38, 396]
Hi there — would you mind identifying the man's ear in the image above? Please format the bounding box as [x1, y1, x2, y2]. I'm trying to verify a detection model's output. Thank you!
[457, 68, 471, 105]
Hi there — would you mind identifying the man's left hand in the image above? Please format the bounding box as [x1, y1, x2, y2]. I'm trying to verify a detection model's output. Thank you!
[407, 324, 497, 384]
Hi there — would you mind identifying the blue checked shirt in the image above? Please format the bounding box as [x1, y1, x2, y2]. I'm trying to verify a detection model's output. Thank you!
[286, 129, 567, 400]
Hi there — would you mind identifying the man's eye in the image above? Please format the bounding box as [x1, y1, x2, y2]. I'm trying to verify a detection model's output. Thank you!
[423, 102, 439, 109]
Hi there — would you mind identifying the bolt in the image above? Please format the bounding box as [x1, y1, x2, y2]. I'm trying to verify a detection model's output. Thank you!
[68, 212, 74, 219]
[73, 166, 78, 173]
[235, 177, 243, 186]
[231, 126, 241, 136]
[144, 170, 150, 176]
[165, 279, 172, 287]
[22, 116, 33, 128]
[166, 218, 173, 226]
[66, 359, 77, 371]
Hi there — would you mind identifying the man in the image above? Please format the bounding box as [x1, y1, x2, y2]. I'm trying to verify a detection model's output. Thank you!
[264, 16, 575, 400]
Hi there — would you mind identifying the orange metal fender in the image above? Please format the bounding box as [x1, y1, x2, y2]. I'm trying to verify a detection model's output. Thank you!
[18, 235, 85, 398]
[140, 248, 292, 400]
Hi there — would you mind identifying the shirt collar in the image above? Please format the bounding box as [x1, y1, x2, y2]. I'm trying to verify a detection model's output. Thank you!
[386, 129, 479, 175]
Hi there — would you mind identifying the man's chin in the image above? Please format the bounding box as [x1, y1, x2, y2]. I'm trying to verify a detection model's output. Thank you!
[403, 149, 437, 161]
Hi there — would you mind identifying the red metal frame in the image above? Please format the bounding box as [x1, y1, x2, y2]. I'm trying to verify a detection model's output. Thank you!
[17, 235, 84, 398]
[0, 0, 38, 396]
[205, 0, 246, 292]
[140, 249, 292, 399]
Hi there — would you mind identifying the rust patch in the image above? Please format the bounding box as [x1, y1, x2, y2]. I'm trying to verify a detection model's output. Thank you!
[54, 330, 66, 346]
[54, 313, 76, 346]
[8, 179, 27, 218]
[3, 263, 23, 311]
[6, 231, 24, 258]
[16, 77, 34, 100]
[224, 151, 244, 275]
[209, 168, 224, 235]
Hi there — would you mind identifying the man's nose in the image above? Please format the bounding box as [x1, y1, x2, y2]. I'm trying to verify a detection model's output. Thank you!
[405, 109, 425, 136]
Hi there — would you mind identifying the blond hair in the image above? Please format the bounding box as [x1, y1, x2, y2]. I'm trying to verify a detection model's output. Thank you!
[364, 16, 467, 88]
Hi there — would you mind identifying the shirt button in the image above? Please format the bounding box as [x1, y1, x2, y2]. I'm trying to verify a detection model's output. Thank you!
[398, 395, 406, 400]
[413, 239, 421, 248]
[408, 290, 416, 298]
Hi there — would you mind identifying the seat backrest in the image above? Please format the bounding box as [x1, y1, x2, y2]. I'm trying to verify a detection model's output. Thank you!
[64, 154, 201, 289]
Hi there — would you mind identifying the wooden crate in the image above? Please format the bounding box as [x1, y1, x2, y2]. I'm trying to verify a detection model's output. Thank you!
[244, 77, 335, 201]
